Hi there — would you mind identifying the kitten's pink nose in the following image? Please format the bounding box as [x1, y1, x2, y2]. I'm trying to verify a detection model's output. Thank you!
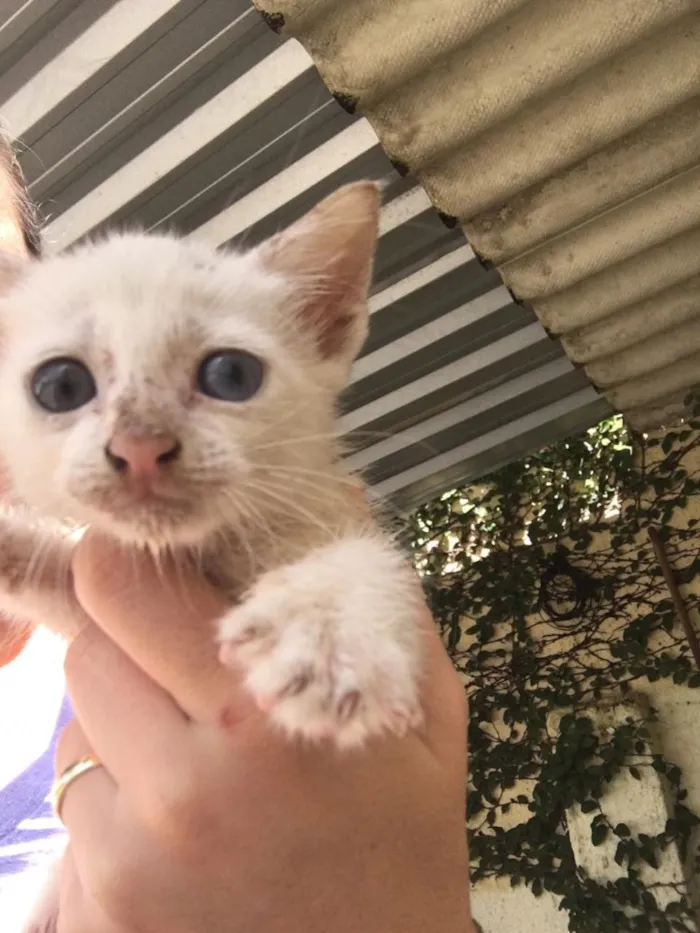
[105, 433, 181, 476]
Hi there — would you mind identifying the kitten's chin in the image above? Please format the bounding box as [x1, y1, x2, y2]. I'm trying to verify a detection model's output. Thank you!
[106, 520, 217, 551]
[95, 511, 222, 551]
[70, 495, 224, 551]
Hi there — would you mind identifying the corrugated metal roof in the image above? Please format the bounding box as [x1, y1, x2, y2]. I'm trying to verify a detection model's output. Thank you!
[261, 0, 700, 434]
[0, 1, 608, 510]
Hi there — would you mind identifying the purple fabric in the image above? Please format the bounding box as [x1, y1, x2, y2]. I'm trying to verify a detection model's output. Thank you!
[0, 692, 71, 880]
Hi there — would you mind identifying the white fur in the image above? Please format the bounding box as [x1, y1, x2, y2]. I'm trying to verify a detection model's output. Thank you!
[0, 185, 425, 929]
[219, 535, 423, 748]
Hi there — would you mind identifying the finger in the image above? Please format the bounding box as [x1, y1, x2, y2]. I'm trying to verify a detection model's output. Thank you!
[55, 718, 95, 776]
[59, 847, 123, 933]
[59, 848, 90, 933]
[72, 531, 250, 722]
[64, 625, 197, 809]
[55, 727, 149, 933]
[54, 721, 119, 885]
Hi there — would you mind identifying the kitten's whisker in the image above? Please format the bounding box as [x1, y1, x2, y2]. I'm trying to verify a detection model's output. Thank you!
[170, 543, 198, 613]
[247, 424, 440, 462]
[343, 426, 442, 459]
[17, 524, 77, 625]
[216, 492, 267, 580]
[247, 474, 346, 511]
[24, 531, 50, 585]
[221, 488, 277, 552]
[255, 463, 361, 485]
[25, 524, 65, 590]
[233, 496, 277, 553]
[126, 544, 148, 604]
[252, 468, 361, 506]
[252, 466, 364, 505]
[243, 478, 337, 540]
[248, 432, 342, 453]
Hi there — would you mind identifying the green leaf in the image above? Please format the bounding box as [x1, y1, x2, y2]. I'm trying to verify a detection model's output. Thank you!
[668, 765, 682, 786]
[614, 841, 627, 866]
[591, 824, 608, 846]
[640, 847, 659, 869]
[642, 891, 657, 912]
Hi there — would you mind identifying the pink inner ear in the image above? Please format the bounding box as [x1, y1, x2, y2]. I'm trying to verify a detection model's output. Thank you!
[299, 254, 370, 360]
[307, 305, 356, 360]
[259, 182, 380, 362]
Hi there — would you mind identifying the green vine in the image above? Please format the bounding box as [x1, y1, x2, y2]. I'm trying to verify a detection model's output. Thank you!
[408, 411, 700, 931]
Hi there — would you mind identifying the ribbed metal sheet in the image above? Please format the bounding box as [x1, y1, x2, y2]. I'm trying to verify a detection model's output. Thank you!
[261, 0, 700, 434]
[0, 1, 608, 510]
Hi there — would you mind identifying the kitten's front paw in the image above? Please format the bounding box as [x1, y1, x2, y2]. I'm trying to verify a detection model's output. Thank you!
[218, 540, 423, 748]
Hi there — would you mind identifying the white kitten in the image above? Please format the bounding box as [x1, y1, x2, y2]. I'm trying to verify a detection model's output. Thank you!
[0, 182, 424, 749]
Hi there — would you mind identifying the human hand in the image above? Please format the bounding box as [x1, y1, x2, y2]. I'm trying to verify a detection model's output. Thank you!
[54, 532, 474, 933]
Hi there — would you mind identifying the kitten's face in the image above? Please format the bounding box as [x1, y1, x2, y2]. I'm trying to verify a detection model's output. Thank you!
[0, 184, 379, 547]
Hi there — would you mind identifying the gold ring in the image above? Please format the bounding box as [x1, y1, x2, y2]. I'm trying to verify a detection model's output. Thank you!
[51, 756, 103, 822]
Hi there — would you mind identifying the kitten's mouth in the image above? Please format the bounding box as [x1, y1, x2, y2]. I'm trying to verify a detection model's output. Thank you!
[119, 475, 179, 504]
[108, 475, 188, 505]
[79, 482, 200, 533]
[71, 473, 230, 546]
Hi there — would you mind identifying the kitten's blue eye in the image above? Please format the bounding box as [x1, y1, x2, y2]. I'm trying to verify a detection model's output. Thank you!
[31, 358, 97, 413]
[197, 350, 264, 402]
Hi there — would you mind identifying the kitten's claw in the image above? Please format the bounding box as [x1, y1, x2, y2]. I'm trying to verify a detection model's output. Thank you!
[390, 705, 422, 737]
[218, 622, 272, 667]
[278, 669, 314, 699]
[232, 625, 261, 643]
[337, 689, 362, 722]
[217, 540, 423, 748]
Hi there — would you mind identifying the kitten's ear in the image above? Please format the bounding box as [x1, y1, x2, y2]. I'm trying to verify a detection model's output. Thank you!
[259, 182, 380, 369]
[0, 249, 27, 293]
